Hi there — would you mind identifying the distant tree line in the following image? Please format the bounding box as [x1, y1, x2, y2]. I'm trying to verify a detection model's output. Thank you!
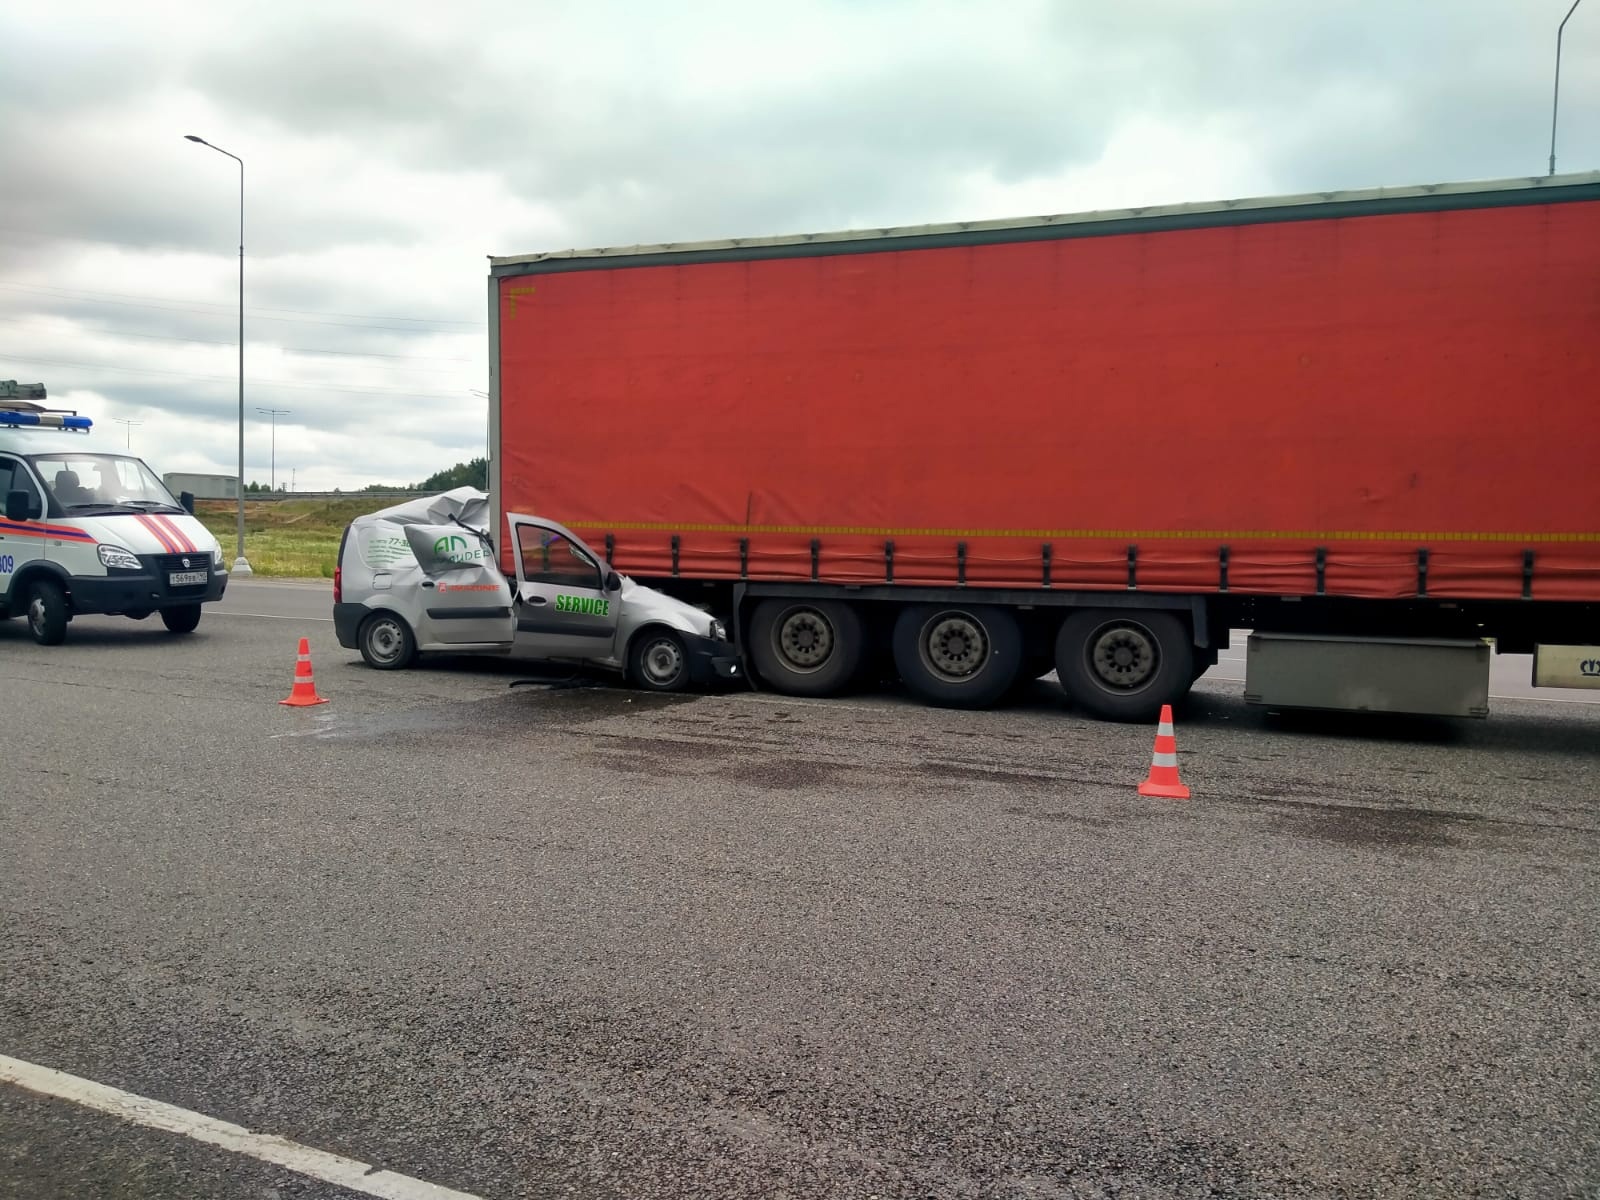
[242, 458, 488, 495]
[410, 457, 488, 491]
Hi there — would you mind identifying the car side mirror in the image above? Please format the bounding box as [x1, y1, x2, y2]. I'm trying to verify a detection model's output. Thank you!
[5, 489, 29, 522]
[605, 571, 622, 592]
[180, 491, 196, 514]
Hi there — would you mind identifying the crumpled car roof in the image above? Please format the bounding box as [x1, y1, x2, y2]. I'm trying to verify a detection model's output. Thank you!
[357, 486, 490, 529]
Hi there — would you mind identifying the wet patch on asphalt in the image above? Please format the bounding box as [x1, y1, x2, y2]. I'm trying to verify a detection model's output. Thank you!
[581, 732, 858, 792]
[1257, 797, 1483, 850]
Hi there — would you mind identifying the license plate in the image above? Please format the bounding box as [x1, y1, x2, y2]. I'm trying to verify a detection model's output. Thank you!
[169, 570, 208, 587]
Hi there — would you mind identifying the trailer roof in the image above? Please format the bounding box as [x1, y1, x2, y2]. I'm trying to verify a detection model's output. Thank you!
[489, 170, 1600, 277]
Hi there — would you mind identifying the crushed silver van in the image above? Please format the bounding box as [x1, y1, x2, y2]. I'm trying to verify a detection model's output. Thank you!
[332, 487, 739, 691]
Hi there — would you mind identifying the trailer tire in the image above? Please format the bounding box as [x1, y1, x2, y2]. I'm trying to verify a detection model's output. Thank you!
[748, 599, 863, 697]
[893, 604, 1022, 709]
[1055, 609, 1193, 723]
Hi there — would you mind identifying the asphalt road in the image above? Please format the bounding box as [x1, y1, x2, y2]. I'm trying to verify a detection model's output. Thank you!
[2, 583, 1597, 1199]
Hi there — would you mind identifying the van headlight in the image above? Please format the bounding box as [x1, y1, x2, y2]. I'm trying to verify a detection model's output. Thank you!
[709, 619, 727, 641]
[97, 544, 141, 570]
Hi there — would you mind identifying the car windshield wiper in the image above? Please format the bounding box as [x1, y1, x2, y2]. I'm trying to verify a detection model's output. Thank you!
[61, 501, 184, 516]
[118, 500, 185, 512]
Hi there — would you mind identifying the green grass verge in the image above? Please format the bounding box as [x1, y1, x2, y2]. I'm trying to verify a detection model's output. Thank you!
[194, 498, 381, 578]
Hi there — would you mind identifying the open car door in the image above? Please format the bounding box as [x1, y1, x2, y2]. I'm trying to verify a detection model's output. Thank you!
[507, 514, 623, 662]
[400, 522, 516, 651]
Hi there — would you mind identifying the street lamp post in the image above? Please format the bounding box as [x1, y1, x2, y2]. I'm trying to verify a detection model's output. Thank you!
[184, 134, 252, 575]
[257, 407, 290, 492]
[1550, 0, 1586, 176]
[112, 417, 143, 449]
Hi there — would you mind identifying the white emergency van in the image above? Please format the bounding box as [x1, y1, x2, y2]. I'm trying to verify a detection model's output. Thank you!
[0, 384, 227, 645]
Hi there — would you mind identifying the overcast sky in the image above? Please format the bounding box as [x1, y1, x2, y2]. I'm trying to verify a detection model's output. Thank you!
[2, 0, 1596, 491]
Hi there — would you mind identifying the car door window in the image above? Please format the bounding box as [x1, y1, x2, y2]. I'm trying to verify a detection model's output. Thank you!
[517, 524, 601, 588]
[0, 456, 43, 518]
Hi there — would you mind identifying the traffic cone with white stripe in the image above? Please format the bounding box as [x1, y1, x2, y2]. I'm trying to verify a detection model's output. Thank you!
[280, 637, 330, 707]
[1137, 703, 1189, 799]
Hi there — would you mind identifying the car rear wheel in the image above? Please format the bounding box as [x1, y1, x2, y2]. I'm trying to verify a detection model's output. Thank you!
[359, 612, 417, 670]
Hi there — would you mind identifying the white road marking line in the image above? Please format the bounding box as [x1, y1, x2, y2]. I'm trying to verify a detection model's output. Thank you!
[1490, 692, 1600, 706]
[211, 611, 335, 622]
[0, 1054, 482, 1200]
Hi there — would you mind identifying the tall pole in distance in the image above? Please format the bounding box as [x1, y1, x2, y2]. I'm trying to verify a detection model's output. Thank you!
[112, 417, 143, 449]
[257, 407, 290, 491]
[1550, 0, 1585, 176]
[185, 134, 252, 574]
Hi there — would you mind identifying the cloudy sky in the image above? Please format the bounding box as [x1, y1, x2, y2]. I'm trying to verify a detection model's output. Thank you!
[2, 0, 1596, 491]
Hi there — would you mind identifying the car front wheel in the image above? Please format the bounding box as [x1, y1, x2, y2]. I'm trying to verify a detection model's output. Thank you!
[629, 629, 690, 692]
[161, 605, 203, 634]
[26, 579, 69, 646]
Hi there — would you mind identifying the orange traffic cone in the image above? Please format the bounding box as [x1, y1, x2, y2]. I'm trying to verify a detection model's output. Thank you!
[1137, 703, 1189, 799]
[280, 637, 330, 706]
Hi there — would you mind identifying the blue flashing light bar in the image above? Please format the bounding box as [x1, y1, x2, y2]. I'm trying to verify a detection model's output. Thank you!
[0, 410, 93, 431]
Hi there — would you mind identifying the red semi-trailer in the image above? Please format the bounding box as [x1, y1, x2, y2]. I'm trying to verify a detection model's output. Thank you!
[488, 171, 1600, 720]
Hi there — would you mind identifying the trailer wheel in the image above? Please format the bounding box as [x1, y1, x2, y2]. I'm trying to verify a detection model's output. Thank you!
[748, 599, 863, 697]
[893, 604, 1022, 709]
[1055, 609, 1193, 723]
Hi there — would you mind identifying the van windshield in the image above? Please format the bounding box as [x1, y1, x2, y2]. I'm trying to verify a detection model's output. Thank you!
[27, 453, 183, 514]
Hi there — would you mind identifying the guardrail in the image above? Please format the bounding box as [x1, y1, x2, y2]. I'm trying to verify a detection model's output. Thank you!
[193, 491, 431, 502]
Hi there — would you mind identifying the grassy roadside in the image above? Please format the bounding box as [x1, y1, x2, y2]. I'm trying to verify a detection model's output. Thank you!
[194, 498, 379, 578]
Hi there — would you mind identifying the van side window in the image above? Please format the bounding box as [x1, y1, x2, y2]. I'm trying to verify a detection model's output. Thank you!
[518, 525, 601, 588]
[0, 456, 44, 519]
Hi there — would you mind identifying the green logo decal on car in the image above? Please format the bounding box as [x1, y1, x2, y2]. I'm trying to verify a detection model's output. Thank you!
[555, 594, 610, 616]
[432, 533, 491, 564]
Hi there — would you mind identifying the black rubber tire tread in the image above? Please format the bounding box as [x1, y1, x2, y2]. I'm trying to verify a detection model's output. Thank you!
[160, 604, 203, 634]
[26, 578, 69, 646]
[748, 599, 864, 697]
[359, 611, 417, 670]
[892, 603, 1023, 709]
[1054, 608, 1194, 723]
[628, 628, 691, 693]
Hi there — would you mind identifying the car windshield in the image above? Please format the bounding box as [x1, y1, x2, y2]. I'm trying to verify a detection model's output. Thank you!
[27, 452, 182, 512]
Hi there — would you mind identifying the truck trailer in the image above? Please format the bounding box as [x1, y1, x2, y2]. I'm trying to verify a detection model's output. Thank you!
[486, 171, 1600, 721]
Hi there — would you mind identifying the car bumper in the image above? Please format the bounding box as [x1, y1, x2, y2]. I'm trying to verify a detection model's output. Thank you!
[68, 569, 226, 615]
[683, 631, 742, 685]
[334, 601, 366, 650]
